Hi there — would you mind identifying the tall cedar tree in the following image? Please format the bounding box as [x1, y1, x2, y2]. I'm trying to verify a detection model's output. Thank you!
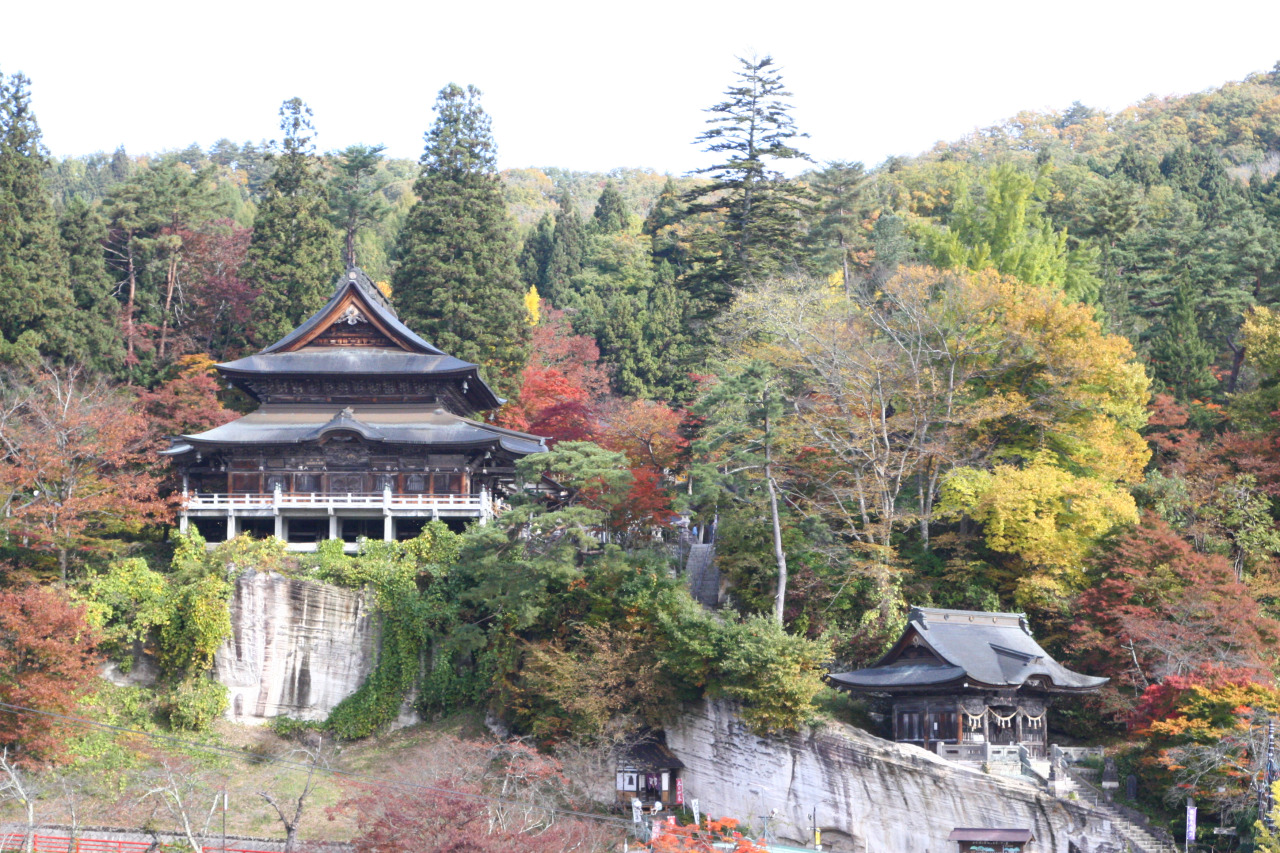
[57, 198, 123, 373]
[684, 55, 809, 315]
[244, 98, 340, 347]
[591, 180, 628, 233]
[546, 192, 585, 307]
[394, 84, 529, 391]
[0, 71, 79, 364]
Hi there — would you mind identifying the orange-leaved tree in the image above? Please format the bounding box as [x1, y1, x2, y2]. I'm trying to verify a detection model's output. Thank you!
[0, 364, 170, 579]
[0, 584, 100, 763]
[1128, 665, 1280, 823]
[644, 816, 767, 852]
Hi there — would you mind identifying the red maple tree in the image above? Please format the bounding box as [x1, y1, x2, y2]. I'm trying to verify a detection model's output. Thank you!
[0, 365, 171, 578]
[0, 584, 101, 764]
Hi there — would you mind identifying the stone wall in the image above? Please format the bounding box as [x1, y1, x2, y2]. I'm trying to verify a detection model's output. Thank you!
[215, 572, 379, 724]
[665, 700, 1122, 853]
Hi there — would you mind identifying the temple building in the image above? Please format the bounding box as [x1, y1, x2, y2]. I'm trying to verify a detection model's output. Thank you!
[163, 268, 547, 549]
[828, 607, 1106, 760]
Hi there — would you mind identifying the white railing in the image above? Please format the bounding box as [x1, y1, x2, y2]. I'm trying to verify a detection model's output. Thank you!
[936, 742, 1028, 764]
[184, 491, 489, 513]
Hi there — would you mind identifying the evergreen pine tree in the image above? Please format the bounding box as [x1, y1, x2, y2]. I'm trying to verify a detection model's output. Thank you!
[546, 192, 585, 307]
[591, 181, 628, 233]
[683, 54, 810, 312]
[393, 84, 528, 388]
[643, 176, 688, 273]
[243, 98, 340, 346]
[517, 212, 555, 292]
[329, 144, 389, 269]
[806, 160, 868, 289]
[1150, 283, 1217, 402]
[0, 70, 77, 362]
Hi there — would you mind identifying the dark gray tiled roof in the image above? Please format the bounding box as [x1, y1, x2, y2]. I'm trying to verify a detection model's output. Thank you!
[260, 267, 444, 356]
[827, 661, 967, 690]
[218, 349, 476, 376]
[829, 606, 1107, 693]
[164, 404, 546, 457]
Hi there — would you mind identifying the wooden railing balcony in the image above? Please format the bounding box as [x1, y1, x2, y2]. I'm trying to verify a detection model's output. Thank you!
[183, 489, 493, 516]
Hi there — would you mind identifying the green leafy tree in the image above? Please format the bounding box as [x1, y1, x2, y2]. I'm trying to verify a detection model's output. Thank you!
[920, 163, 1101, 302]
[693, 361, 792, 622]
[393, 84, 528, 390]
[244, 98, 341, 346]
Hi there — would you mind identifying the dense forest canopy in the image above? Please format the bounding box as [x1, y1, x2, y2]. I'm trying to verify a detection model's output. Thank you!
[7, 57, 1280, 848]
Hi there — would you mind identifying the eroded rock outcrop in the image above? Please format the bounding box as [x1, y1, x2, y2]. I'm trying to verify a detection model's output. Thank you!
[215, 572, 378, 724]
[666, 700, 1121, 853]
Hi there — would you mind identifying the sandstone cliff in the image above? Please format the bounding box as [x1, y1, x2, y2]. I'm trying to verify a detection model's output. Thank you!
[666, 700, 1124, 853]
[215, 572, 379, 724]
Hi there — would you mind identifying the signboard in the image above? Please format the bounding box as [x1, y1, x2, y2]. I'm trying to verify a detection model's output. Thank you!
[1186, 801, 1198, 843]
[675, 778, 684, 806]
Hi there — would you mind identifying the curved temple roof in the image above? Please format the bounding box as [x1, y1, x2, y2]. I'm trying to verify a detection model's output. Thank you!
[216, 267, 504, 412]
[828, 606, 1107, 694]
[162, 404, 546, 458]
[262, 267, 443, 356]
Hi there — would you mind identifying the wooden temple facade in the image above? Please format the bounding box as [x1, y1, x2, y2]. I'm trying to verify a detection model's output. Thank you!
[828, 607, 1106, 760]
[163, 268, 547, 549]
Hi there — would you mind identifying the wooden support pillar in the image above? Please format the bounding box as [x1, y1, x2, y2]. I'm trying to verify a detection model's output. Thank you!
[275, 514, 284, 541]
[226, 515, 237, 541]
[329, 513, 339, 541]
[384, 513, 393, 542]
[179, 514, 189, 534]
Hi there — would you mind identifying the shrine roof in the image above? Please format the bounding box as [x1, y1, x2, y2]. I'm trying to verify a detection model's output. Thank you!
[828, 606, 1107, 694]
[162, 404, 546, 457]
[215, 267, 505, 412]
[261, 267, 444, 356]
[218, 349, 477, 376]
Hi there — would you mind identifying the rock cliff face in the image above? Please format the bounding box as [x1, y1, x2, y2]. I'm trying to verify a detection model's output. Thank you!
[665, 700, 1121, 853]
[215, 572, 379, 724]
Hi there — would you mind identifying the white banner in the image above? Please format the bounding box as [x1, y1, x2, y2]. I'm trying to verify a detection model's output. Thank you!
[1186, 803, 1197, 843]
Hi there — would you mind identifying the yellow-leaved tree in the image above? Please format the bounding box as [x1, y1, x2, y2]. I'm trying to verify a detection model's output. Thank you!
[726, 265, 1149, 618]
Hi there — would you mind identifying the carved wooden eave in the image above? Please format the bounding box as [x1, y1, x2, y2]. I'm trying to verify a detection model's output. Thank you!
[272, 281, 428, 354]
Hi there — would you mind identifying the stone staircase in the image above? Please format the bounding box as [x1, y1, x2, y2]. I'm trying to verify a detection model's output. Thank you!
[1054, 766, 1176, 853]
[685, 543, 720, 608]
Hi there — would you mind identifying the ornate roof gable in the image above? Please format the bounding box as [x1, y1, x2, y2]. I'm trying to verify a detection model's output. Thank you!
[263, 268, 444, 355]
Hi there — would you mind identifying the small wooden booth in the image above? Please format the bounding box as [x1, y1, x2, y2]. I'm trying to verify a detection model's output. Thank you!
[949, 827, 1036, 852]
[615, 736, 684, 811]
[829, 607, 1107, 760]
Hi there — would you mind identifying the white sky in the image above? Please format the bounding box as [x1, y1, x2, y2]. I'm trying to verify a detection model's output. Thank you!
[5, 0, 1280, 175]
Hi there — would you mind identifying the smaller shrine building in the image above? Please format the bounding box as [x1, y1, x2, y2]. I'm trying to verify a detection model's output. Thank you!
[828, 607, 1106, 760]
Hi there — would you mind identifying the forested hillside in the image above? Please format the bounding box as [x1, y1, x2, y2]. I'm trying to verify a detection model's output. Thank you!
[6, 56, 1280, 849]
